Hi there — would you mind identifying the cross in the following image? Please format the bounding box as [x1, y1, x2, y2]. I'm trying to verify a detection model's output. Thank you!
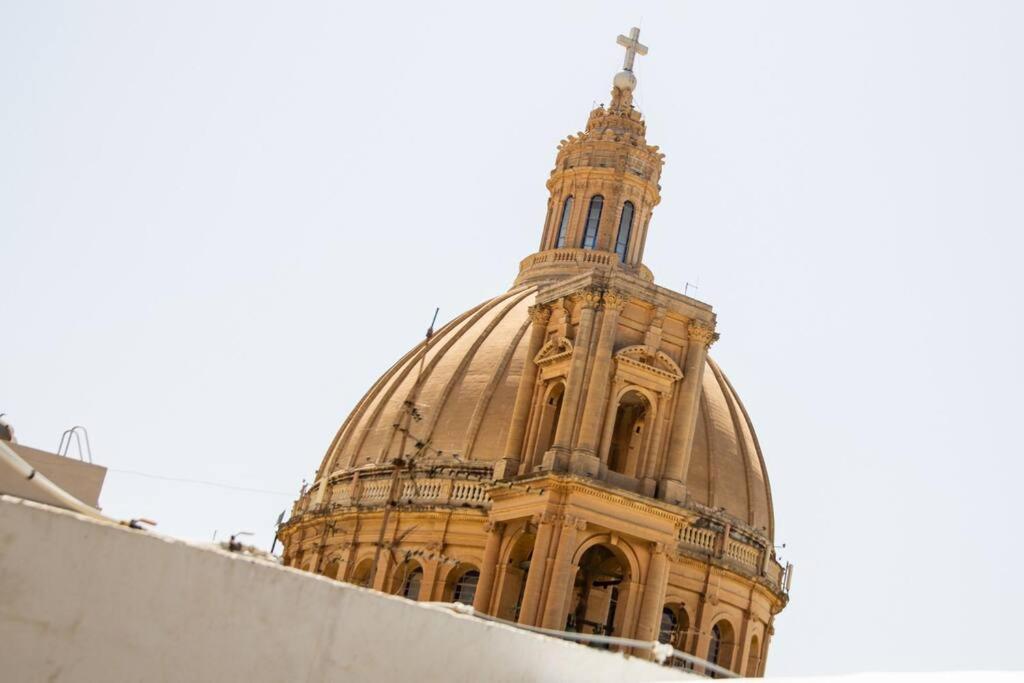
[616, 27, 648, 72]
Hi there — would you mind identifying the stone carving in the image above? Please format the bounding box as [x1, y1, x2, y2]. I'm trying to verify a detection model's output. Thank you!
[614, 345, 683, 381]
[687, 320, 719, 347]
[528, 304, 552, 325]
[533, 337, 573, 366]
[602, 289, 628, 312]
[574, 287, 603, 309]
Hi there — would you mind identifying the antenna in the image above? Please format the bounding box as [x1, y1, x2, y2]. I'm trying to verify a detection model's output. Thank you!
[683, 278, 700, 298]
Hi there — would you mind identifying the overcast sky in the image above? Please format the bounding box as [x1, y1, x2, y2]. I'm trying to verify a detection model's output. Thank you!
[3, 1, 1023, 676]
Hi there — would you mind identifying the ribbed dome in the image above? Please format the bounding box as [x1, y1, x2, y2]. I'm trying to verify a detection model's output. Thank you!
[321, 286, 775, 537]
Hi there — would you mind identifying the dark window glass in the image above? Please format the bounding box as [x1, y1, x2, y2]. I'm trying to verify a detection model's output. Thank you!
[659, 607, 677, 644]
[581, 195, 603, 249]
[708, 623, 723, 671]
[614, 201, 634, 262]
[452, 569, 480, 605]
[555, 196, 573, 248]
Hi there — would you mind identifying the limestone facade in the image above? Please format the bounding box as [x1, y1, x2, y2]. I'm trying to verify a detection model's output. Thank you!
[280, 31, 789, 677]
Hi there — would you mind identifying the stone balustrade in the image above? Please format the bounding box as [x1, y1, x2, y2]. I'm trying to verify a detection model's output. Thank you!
[515, 248, 654, 284]
[677, 520, 787, 594]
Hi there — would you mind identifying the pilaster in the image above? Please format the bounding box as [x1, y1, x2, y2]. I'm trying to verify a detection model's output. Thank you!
[571, 290, 627, 477]
[659, 320, 717, 503]
[473, 521, 506, 613]
[495, 304, 551, 479]
[517, 512, 557, 626]
[545, 289, 600, 471]
[540, 515, 587, 629]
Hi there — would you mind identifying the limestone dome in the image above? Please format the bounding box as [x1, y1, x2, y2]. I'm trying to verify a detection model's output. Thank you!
[318, 284, 774, 539]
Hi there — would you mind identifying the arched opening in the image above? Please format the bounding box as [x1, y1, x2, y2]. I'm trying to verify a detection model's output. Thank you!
[663, 604, 693, 670]
[322, 558, 341, 580]
[349, 558, 373, 588]
[555, 196, 573, 248]
[445, 564, 481, 605]
[566, 544, 631, 639]
[403, 567, 424, 599]
[608, 390, 649, 476]
[390, 559, 424, 599]
[614, 201, 634, 262]
[707, 620, 736, 677]
[533, 382, 564, 461]
[496, 532, 536, 621]
[746, 635, 761, 677]
[580, 195, 603, 250]
[658, 607, 677, 643]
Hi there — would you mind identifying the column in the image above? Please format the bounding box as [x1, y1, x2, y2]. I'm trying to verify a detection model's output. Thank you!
[545, 289, 601, 471]
[518, 513, 557, 626]
[420, 556, 443, 601]
[659, 320, 717, 503]
[495, 305, 551, 479]
[571, 290, 627, 476]
[633, 543, 671, 650]
[759, 620, 775, 677]
[735, 610, 754, 677]
[540, 516, 586, 629]
[473, 521, 506, 613]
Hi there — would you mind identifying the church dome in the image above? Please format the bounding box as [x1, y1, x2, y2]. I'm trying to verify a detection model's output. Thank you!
[318, 284, 774, 539]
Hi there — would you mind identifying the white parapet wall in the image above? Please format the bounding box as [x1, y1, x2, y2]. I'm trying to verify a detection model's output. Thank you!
[0, 495, 693, 682]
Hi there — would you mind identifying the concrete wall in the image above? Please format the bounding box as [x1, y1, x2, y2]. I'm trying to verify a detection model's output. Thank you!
[0, 496, 691, 683]
[0, 442, 106, 508]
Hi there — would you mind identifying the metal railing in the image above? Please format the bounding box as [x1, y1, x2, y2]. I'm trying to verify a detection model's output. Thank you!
[423, 602, 738, 679]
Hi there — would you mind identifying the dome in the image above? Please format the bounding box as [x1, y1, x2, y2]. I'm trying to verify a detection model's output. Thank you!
[319, 285, 774, 539]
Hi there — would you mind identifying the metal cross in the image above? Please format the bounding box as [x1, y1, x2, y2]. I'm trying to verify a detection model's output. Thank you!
[616, 27, 648, 72]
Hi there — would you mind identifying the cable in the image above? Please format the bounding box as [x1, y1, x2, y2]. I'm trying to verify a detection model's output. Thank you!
[106, 468, 294, 497]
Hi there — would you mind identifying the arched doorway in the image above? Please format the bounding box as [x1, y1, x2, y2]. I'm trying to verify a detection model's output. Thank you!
[608, 390, 649, 476]
[566, 545, 631, 638]
[496, 532, 536, 620]
[533, 382, 565, 460]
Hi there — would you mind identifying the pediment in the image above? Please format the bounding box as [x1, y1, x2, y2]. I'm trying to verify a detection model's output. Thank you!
[614, 345, 683, 381]
[534, 336, 573, 365]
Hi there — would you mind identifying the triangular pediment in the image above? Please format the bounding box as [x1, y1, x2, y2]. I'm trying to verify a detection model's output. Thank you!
[534, 336, 574, 365]
[614, 345, 683, 381]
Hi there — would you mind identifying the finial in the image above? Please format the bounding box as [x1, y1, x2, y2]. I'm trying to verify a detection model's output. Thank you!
[612, 27, 648, 109]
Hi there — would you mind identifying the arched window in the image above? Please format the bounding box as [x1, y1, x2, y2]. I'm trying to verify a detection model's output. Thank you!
[555, 196, 573, 248]
[746, 635, 761, 676]
[614, 201, 634, 262]
[581, 195, 603, 249]
[401, 566, 423, 600]
[708, 623, 722, 673]
[707, 620, 735, 678]
[452, 569, 480, 605]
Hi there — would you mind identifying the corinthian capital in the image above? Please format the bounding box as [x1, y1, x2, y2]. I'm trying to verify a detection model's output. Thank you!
[574, 287, 603, 310]
[528, 304, 552, 325]
[602, 289, 628, 312]
[687, 320, 719, 347]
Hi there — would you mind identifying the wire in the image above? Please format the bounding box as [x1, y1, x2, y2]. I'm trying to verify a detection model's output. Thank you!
[106, 467, 294, 497]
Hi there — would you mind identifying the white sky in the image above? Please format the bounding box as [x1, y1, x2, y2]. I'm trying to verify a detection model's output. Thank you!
[3, 1, 1023, 676]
